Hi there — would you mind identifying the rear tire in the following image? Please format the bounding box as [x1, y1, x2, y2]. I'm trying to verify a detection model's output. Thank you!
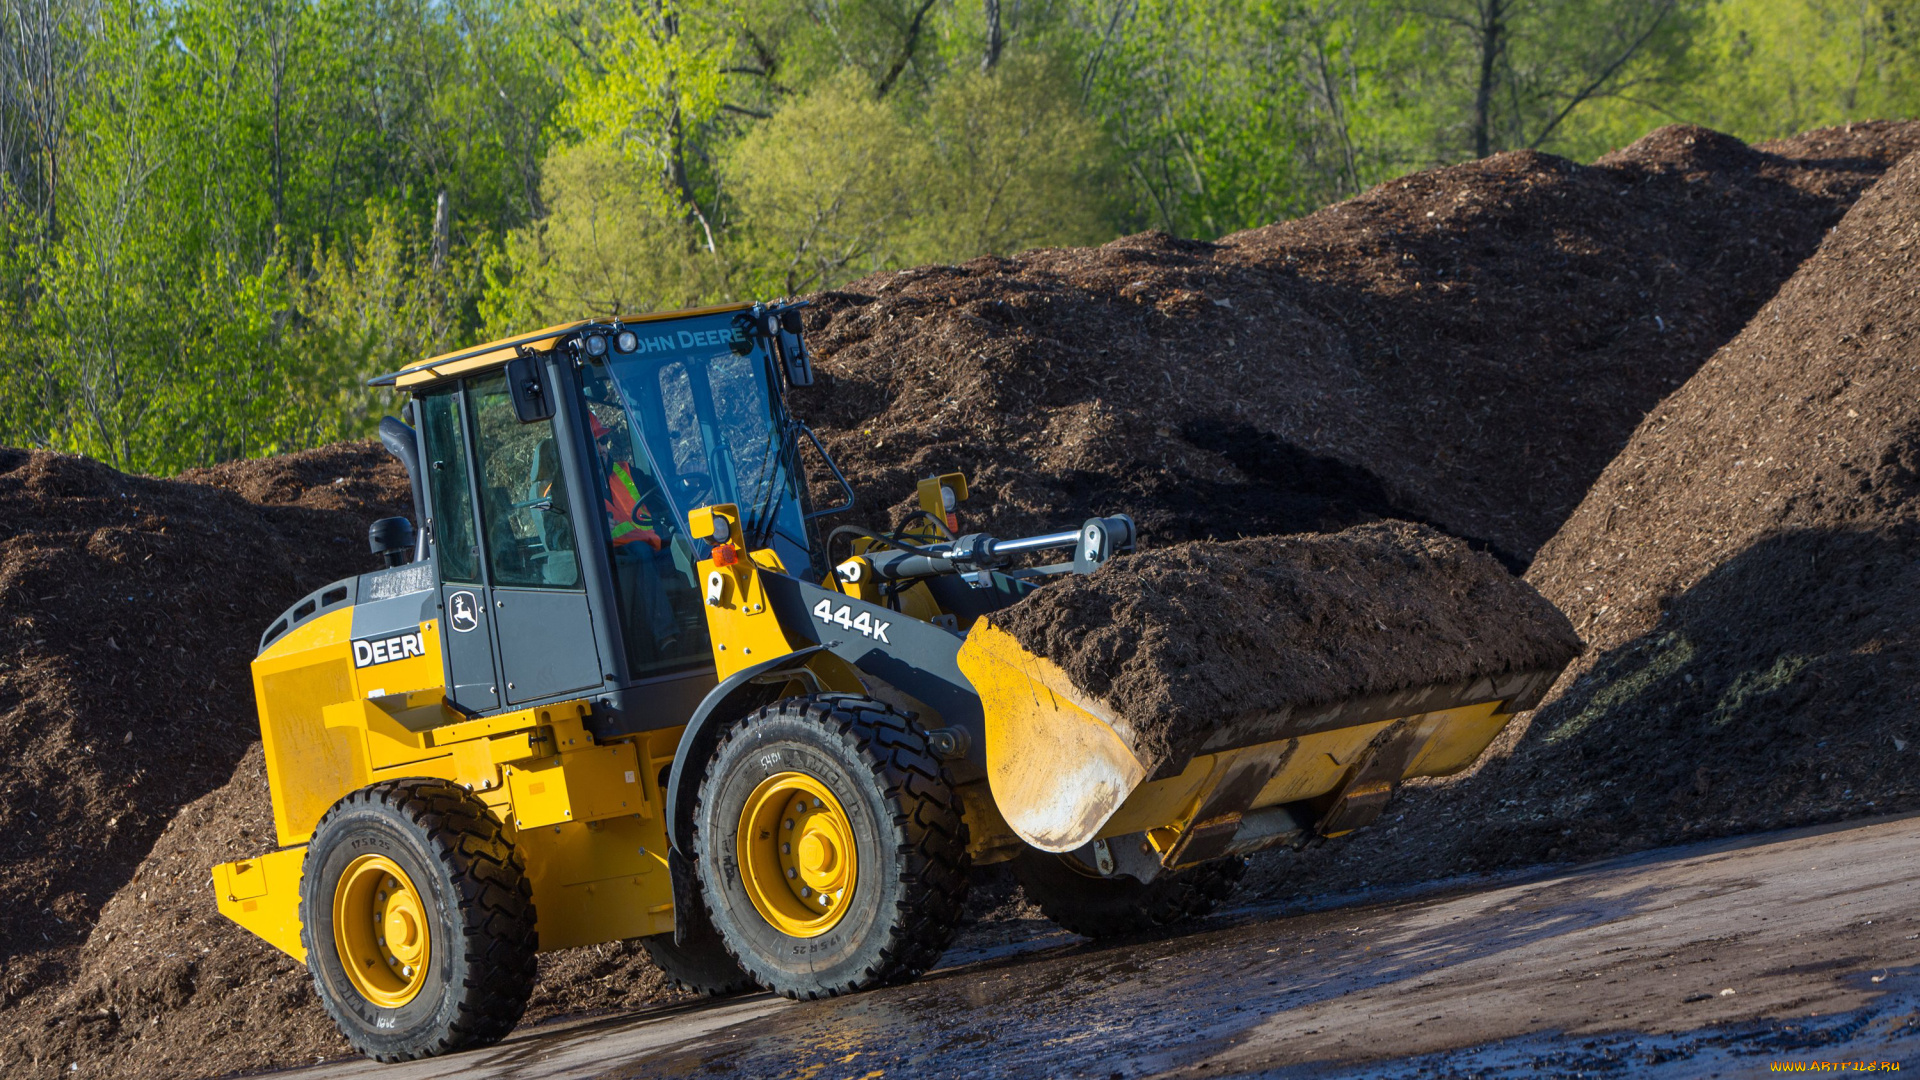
[301, 779, 537, 1062]
[639, 934, 759, 996]
[692, 694, 970, 999]
[1012, 848, 1245, 939]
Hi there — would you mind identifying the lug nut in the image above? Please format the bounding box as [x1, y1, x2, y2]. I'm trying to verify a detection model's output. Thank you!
[784, 818, 794, 830]
[781, 842, 791, 854]
[787, 868, 797, 878]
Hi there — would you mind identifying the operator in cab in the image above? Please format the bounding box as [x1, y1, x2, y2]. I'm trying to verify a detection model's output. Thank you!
[585, 405, 678, 652]
[591, 412, 664, 552]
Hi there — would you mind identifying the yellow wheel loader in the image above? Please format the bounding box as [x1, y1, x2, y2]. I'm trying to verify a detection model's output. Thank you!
[211, 302, 1569, 1061]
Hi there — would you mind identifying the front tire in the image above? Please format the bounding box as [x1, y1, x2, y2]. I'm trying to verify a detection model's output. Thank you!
[301, 779, 537, 1062]
[692, 694, 970, 999]
[1012, 848, 1245, 939]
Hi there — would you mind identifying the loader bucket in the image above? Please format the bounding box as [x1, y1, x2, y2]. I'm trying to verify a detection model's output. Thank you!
[957, 622, 1563, 854]
[959, 622, 1149, 852]
[954, 525, 1582, 859]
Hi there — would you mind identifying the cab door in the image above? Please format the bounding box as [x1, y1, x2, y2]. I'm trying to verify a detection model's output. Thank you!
[418, 387, 500, 712]
[466, 370, 605, 705]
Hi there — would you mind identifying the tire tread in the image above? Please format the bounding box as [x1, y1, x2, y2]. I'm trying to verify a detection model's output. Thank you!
[304, 778, 537, 1062]
[1015, 851, 1246, 939]
[693, 694, 971, 999]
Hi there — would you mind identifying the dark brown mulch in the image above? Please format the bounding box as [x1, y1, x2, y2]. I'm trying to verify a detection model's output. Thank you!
[993, 523, 1580, 775]
[0, 442, 698, 1079]
[1249, 142, 1920, 902]
[0, 444, 409, 999]
[0, 444, 408, 1075]
[795, 122, 1920, 567]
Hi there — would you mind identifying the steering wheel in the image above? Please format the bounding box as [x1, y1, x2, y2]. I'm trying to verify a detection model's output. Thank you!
[672, 472, 713, 506]
[621, 475, 668, 529]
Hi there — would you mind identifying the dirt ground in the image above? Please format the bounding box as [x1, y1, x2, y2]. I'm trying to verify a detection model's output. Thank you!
[995, 523, 1579, 772]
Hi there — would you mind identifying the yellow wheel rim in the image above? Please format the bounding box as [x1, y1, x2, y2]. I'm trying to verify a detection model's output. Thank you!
[332, 854, 431, 1008]
[737, 771, 857, 937]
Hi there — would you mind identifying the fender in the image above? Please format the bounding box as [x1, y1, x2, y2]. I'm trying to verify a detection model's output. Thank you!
[664, 644, 834, 855]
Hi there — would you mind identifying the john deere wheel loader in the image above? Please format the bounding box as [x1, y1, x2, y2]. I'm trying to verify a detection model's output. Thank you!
[212, 302, 1568, 1061]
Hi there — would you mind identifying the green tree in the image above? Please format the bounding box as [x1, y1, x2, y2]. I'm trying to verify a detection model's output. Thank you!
[291, 201, 483, 443]
[721, 60, 1114, 295]
[481, 141, 729, 329]
[555, 0, 733, 249]
[897, 56, 1113, 261]
[1075, 0, 1322, 237]
[1574, 0, 1920, 145]
[1366, 0, 1702, 162]
[0, 0, 563, 472]
[723, 72, 914, 293]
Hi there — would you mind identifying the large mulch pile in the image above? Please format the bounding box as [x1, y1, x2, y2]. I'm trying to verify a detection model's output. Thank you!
[0, 445, 410, 1074]
[993, 523, 1579, 774]
[0, 446, 698, 1079]
[0, 444, 408, 1000]
[1248, 141, 1920, 902]
[797, 122, 1920, 566]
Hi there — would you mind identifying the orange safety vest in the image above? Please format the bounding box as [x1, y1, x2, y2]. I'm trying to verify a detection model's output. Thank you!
[605, 463, 664, 550]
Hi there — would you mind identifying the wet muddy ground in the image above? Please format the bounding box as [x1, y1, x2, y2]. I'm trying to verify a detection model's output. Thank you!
[280, 814, 1920, 1079]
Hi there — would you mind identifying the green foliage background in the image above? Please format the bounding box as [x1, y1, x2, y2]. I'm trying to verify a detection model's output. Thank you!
[0, 0, 1914, 474]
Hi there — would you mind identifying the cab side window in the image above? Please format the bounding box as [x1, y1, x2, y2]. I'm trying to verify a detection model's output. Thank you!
[470, 371, 582, 589]
[419, 389, 480, 584]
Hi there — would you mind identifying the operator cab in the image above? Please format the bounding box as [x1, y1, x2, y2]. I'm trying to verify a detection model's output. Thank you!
[372, 303, 840, 730]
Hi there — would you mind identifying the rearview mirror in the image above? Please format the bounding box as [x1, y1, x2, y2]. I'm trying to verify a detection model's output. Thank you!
[505, 353, 553, 423]
[776, 329, 814, 388]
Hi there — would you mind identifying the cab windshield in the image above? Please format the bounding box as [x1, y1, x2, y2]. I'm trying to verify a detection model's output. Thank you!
[580, 312, 813, 676]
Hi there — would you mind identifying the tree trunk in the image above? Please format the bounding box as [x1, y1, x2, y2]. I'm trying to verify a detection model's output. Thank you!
[268, 2, 290, 231]
[981, 0, 1003, 72]
[876, 0, 937, 97]
[431, 190, 451, 272]
[1473, 0, 1503, 159]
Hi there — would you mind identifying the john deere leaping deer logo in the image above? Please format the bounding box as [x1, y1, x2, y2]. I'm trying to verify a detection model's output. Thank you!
[448, 590, 480, 633]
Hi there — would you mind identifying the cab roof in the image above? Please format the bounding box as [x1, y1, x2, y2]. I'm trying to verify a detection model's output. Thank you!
[370, 302, 754, 391]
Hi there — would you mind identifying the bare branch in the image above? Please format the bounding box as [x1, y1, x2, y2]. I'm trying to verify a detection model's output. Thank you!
[875, 0, 938, 99]
[1528, 1, 1677, 149]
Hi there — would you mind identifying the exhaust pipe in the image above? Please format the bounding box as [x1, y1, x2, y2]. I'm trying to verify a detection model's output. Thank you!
[378, 414, 429, 563]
